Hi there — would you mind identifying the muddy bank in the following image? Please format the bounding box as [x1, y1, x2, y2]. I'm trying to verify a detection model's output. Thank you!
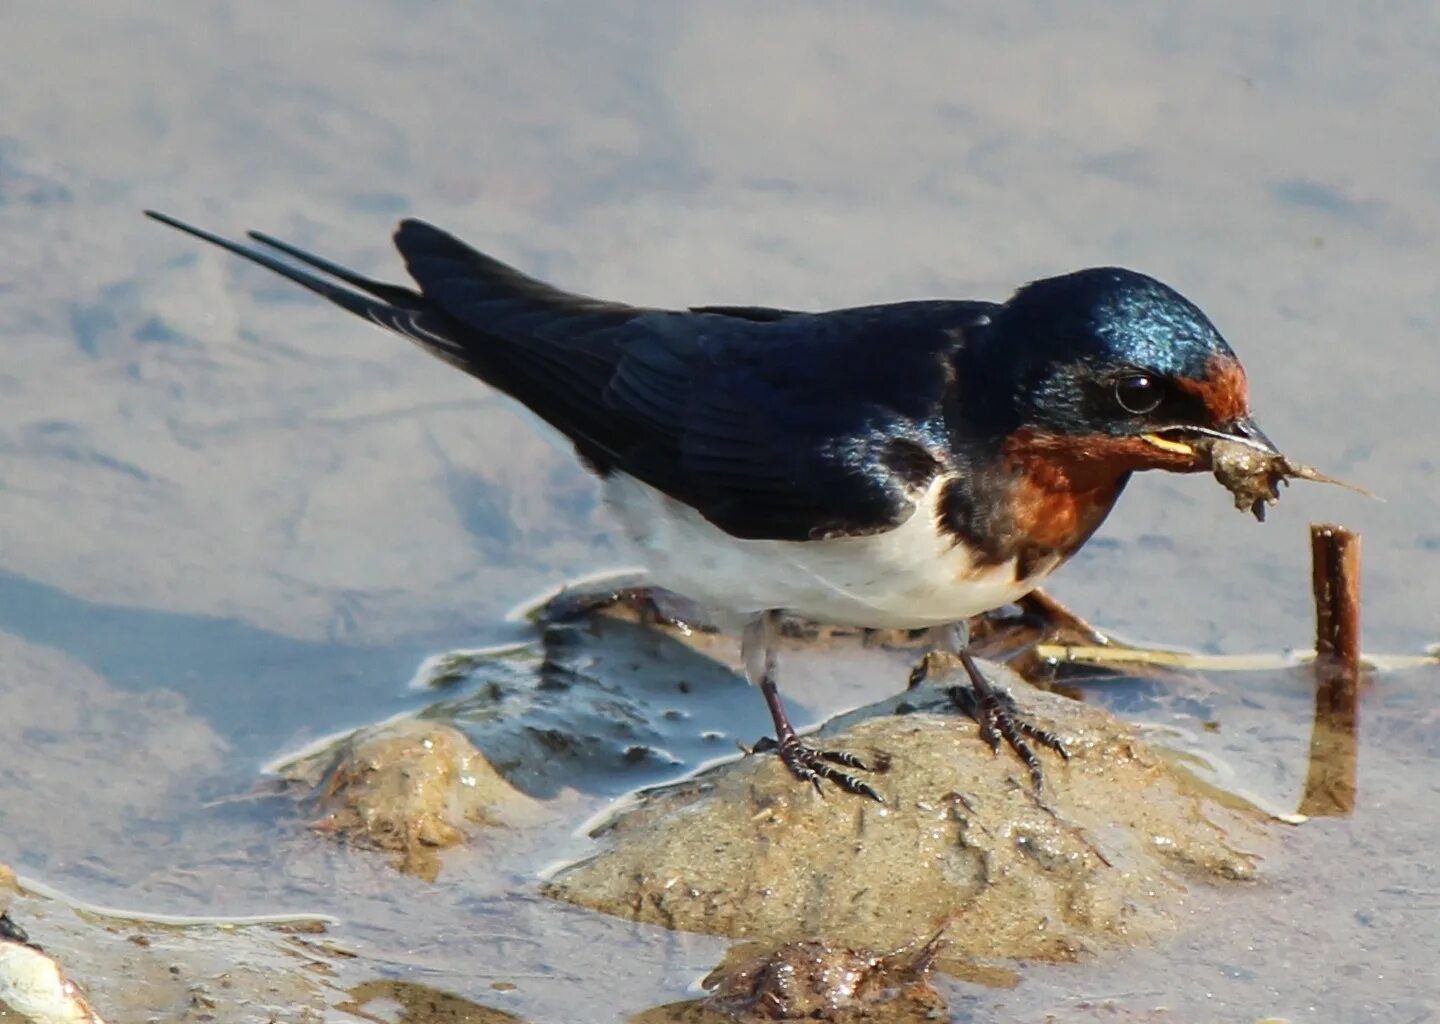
[1, 864, 538, 1023]
[269, 614, 759, 878]
[546, 659, 1268, 960]
[267, 616, 1270, 969]
[0, 866, 332, 1023]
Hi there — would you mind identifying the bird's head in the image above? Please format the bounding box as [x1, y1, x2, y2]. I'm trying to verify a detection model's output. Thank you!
[973, 266, 1275, 473]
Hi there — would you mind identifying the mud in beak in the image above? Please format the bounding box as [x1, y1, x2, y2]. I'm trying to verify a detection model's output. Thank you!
[1140, 416, 1281, 462]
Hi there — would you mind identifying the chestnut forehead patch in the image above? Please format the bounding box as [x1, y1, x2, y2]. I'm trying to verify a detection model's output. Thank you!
[1173, 354, 1250, 423]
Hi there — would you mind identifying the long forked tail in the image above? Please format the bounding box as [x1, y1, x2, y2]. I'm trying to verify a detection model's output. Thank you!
[142, 210, 457, 347]
[144, 211, 645, 469]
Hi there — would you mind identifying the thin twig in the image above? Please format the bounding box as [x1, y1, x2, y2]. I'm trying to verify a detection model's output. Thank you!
[1311, 523, 1362, 681]
[1030, 645, 1432, 673]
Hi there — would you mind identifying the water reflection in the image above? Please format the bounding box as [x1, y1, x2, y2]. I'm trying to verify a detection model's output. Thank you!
[1298, 666, 1362, 818]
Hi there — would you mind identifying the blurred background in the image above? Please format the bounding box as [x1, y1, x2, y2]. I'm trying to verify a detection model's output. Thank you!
[0, 3, 1436, 1021]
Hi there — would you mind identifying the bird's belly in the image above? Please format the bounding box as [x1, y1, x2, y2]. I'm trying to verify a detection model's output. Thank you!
[601, 475, 1052, 630]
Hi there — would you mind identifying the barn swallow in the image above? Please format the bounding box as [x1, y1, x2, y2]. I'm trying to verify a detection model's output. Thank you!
[146, 210, 1277, 800]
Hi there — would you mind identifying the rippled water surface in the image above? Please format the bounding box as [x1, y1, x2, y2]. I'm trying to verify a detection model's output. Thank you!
[1, 3, 1437, 1021]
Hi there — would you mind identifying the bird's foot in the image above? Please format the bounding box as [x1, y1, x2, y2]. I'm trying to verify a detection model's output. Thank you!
[750, 735, 886, 802]
[945, 683, 1069, 790]
[908, 650, 1069, 791]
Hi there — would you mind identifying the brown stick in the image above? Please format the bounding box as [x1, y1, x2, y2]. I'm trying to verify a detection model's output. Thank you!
[1299, 523, 1362, 818]
[1311, 524, 1362, 676]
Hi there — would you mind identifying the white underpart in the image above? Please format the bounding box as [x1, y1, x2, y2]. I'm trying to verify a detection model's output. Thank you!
[602, 473, 1057, 633]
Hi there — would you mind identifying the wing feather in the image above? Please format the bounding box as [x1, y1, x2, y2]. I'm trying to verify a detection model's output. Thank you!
[148, 210, 995, 540]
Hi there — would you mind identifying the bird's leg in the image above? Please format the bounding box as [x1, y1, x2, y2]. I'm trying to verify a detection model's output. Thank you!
[913, 622, 1069, 791]
[744, 610, 883, 801]
[905, 620, 966, 690]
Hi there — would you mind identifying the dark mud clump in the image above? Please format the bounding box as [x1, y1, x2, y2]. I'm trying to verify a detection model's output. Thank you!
[1202, 436, 1373, 521]
[635, 937, 946, 1023]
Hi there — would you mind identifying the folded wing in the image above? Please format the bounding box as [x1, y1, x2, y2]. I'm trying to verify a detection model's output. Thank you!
[147, 211, 994, 540]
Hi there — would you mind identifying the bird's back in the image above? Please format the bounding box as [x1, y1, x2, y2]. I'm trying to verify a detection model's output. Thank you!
[388, 220, 1000, 540]
[146, 212, 1000, 542]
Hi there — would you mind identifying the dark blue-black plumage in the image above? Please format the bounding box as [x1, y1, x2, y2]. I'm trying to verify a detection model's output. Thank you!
[977, 268, 1237, 440]
[144, 212, 1242, 544]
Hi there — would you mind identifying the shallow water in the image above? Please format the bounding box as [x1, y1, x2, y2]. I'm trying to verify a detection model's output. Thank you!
[1, 3, 1437, 1021]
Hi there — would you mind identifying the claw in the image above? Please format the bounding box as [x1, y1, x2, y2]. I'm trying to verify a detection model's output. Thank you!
[769, 735, 885, 802]
[746, 609, 886, 802]
[819, 747, 872, 771]
[938, 662, 1070, 792]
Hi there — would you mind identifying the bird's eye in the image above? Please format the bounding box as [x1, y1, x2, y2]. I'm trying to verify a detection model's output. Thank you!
[1113, 373, 1163, 414]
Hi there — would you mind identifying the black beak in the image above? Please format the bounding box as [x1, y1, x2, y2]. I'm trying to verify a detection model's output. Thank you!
[1223, 415, 1281, 456]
